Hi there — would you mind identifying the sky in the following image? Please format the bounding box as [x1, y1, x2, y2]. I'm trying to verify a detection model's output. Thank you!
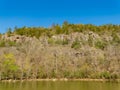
[0, 0, 120, 33]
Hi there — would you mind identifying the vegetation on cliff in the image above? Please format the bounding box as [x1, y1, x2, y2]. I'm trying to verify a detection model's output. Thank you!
[0, 22, 120, 80]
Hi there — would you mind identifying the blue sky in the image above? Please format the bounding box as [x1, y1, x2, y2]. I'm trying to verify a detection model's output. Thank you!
[0, 0, 120, 33]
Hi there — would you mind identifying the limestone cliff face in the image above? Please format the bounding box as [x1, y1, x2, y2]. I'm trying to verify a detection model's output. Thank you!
[1, 34, 36, 43]
[0, 31, 115, 47]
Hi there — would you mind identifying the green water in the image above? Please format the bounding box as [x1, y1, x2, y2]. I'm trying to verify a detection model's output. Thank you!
[0, 81, 120, 90]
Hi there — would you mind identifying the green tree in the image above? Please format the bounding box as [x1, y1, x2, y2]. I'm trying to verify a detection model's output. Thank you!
[7, 28, 12, 37]
[3, 53, 19, 79]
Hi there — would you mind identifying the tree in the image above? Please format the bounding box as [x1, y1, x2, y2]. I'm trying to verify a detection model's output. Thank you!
[2, 53, 19, 79]
[7, 28, 12, 37]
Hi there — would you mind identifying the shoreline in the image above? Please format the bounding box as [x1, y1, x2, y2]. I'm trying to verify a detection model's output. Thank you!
[1, 78, 120, 82]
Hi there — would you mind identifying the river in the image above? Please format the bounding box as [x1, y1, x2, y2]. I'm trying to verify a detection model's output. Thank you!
[0, 81, 120, 90]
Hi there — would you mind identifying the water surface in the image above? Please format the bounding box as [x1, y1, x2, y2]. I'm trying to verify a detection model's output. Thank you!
[0, 81, 120, 90]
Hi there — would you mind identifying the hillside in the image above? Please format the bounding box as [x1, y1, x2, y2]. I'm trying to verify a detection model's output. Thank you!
[0, 23, 120, 80]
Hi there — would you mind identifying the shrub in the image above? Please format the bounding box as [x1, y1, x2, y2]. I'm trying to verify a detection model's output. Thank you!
[8, 41, 17, 46]
[48, 38, 54, 44]
[100, 72, 111, 79]
[0, 40, 6, 47]
[112, 33, 120, 44]
[71, 39, 81, 49]
[95, 40, 107, 50]
[55, 39, 63, 45]
[88, 36, 93, 47]
[55, 39, 69, 45]
[62, 39, 69, 45]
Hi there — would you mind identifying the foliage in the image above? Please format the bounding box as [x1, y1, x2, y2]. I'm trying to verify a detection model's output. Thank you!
[0, 40, 17, 47]
[6, 28, 12, 37]
[112, 32, 120, 44]
[100, 72, 111, 79]
[0, 40, 6, 47]
[2, 53, 19, 79]
[95, 40, 107, 50]
[71, 38, 81, 49]
[0, 22, 120, 80]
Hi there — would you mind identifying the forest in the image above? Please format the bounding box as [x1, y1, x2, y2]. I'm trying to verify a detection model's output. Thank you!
[0, 22, 120, 80]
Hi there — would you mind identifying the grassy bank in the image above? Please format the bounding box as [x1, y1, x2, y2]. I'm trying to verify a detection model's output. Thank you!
[1, 78, 120, 83]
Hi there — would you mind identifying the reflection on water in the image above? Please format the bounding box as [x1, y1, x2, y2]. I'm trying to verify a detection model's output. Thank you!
[0, 81, 120, 90]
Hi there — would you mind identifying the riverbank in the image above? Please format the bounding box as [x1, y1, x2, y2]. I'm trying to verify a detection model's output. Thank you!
[1, 78, 120, 82]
